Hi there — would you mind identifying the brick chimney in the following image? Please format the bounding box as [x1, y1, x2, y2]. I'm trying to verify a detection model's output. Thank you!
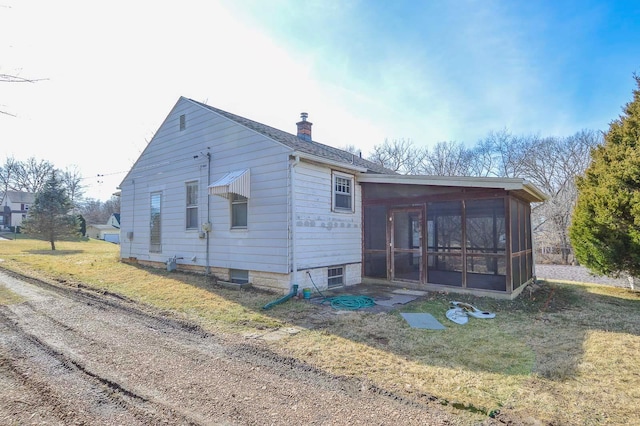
[296, 112, 312, 142]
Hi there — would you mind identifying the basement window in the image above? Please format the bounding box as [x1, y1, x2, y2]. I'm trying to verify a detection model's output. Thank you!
[328, 266, 344, 287]
[230, 269, 249, 284]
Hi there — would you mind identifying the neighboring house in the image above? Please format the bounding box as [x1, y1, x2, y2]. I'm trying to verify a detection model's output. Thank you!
[119, 97, 546, 298]
[0, 191, 35, 230]
[86, 213, 121, 243]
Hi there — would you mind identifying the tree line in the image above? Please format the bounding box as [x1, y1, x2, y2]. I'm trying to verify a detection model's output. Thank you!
[350, 129, 602, 264]
[0, 156, 119, 225]
[4, 132, 597, 260]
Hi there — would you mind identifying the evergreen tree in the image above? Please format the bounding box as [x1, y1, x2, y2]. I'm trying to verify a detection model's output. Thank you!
[570, 76, 640, 284]
[21, 173, 80, 250]
[76, 214, 87, 237]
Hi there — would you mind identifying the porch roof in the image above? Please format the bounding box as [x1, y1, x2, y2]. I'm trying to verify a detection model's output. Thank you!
[357, 174, 547, 203]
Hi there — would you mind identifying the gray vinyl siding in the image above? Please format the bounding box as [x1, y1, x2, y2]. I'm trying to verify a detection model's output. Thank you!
[293, 161, 362, 270]
[120, 98, 291, 274]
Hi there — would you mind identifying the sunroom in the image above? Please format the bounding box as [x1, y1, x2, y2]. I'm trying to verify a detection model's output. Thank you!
[359, 175, 547, 299]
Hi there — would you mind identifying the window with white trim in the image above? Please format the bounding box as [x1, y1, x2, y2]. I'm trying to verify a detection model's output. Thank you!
[150, 192, 162, 253]
[231, 193, 248, 228]
[332, 172, 354, 212]
[185, 181, 198, 229]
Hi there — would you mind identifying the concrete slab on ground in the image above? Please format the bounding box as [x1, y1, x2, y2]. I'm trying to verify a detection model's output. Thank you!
[400, 313, 445, 330]
[374, 294, 418, 307]
[392, 289, 428, 296]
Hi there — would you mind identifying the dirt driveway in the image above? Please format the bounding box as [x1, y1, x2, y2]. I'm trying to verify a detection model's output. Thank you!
[0, 269, 458, 425]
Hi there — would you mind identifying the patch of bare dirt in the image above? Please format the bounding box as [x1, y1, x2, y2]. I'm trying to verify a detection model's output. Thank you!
[0, 270, 459, 425]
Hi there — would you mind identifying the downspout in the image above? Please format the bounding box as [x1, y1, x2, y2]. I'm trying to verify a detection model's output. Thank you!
[205, 151, 211, 275]
[290, 155, 300, 290]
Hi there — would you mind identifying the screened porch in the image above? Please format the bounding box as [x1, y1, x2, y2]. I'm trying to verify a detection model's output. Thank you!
[360, 176, 545, 298]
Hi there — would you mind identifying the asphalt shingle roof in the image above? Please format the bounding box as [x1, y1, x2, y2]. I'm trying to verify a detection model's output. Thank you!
[4, 191, 36, 204]
[188, 98, 395, 174]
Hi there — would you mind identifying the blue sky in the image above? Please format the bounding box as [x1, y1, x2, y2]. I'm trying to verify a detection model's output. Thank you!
[1, 0, 639, 200]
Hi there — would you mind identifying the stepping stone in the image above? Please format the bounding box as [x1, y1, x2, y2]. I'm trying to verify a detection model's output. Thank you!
[375, 294, 417, 307]
[400, 313, 445, 330]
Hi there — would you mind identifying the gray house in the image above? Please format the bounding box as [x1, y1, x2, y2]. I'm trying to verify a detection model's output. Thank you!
[119, 97, 546, 298]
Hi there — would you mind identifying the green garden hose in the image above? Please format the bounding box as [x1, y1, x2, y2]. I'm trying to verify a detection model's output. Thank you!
[306, 271, 375, 310]
[325, 295, 376, 310]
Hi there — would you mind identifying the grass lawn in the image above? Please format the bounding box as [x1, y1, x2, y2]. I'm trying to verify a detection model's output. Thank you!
[1, 237, 639, 424]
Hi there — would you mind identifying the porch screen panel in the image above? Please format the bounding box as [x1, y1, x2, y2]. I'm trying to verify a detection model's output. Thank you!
[510, 198, 520, 253]
[465, 198, 507, 291]
[364, 205, 386, 250]
[150, 192, 162, 253]
[427, 201, 462, 286]
[511, 198, 533, 290]
[519, 199, 526, 250]
[364, 205, 387, 278]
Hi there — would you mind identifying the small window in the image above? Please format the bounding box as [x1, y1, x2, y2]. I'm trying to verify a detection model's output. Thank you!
[231, 193, 248, 228]
[230, 269, 249, 284]
[328, 266, 344, 287]
[150, 192, 162, 253]
[179, 114, 186, 131]
[186, 181, 198, 229]
[333, 173, 354, 212]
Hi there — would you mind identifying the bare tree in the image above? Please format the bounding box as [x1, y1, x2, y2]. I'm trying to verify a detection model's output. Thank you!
[104, 195, 121, 217]
[367, 138, 425, 174]
[418, 141, 474, 176]
[468, 139, 499, 177]
[0, 156, 20, 203]
[480, 129, 530, 178]
[60, 165, 85, 212]
[79, 196, 120, 225]
[79, 199, 105, 224]
[524, 130, 601, 263]
[13, 157, 55, 193]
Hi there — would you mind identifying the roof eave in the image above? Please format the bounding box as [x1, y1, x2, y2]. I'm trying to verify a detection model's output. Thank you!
[357, 174, 548, 202]
[292, 151, 368, 173]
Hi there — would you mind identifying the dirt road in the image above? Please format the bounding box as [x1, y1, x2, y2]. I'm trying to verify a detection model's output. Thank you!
[0, 270, 457, 425]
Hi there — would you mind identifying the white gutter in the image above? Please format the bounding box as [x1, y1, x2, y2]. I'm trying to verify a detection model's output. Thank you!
[292, 151, 368, 173]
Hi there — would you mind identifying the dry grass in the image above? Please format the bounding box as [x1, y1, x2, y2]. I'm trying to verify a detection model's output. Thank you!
[0, 281, 24, 305]
[1, 237, 639, 424]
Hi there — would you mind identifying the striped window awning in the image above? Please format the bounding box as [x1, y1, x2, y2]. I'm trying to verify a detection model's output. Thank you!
[208, 169, 250, 199]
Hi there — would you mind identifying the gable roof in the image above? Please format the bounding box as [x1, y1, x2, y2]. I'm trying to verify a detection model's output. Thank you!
[186, 98, 395, 174]
[4, 191, 36, 204]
